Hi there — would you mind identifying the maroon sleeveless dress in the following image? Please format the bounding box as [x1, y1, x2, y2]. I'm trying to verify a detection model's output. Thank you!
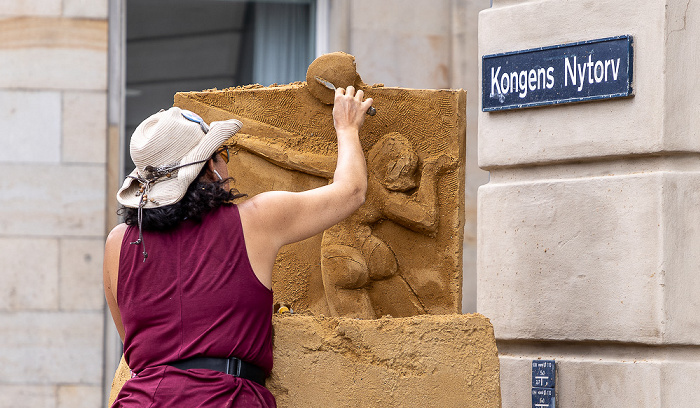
[112, 205, 276, 407]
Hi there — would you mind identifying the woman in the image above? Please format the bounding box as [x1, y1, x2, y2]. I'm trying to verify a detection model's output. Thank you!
[104, 86, 372, 407]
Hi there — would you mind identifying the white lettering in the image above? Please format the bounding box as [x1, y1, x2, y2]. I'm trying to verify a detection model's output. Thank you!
[594, 60, 604, 82]
[490, 63, 560, 99]
[500, 72, 510, 94]
[491, 66, 501, 96]
[537, 68, 547, 89]
[489, 46, 626, 105]
[565, 56, 576, 87]
[546, 67, 555, 89]
[528, 69, 537, 91]
[519, 71, 528, 97]
[577, 59, 586, 91]
[611, 58, 620, 80]
[565, 55, 623, 92]
[510, 71, 519, 95]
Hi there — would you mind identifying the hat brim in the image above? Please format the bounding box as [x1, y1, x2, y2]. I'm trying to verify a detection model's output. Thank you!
[117, 118, 242, 208]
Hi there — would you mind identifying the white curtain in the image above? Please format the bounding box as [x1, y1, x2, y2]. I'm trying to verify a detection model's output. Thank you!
[253, 2, 313, 86]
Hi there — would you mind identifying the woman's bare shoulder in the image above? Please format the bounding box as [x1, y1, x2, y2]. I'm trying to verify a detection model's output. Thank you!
[106, 223, 128, 249]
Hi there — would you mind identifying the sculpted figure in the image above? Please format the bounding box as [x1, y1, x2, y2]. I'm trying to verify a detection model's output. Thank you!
[232, 131, 456, 318]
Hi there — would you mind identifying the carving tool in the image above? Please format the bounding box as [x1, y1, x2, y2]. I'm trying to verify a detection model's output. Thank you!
[314, 76, 377, 116]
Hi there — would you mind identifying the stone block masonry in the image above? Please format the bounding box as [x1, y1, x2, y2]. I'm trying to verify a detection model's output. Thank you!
[0, 6, 110, 408]
[479, 0, 700, 406]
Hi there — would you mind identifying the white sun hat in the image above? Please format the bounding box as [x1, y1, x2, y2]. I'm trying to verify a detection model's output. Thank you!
[117, 107, 242, 209]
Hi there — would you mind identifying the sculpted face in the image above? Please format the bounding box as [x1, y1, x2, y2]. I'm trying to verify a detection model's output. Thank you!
[368, 132, 419, 192]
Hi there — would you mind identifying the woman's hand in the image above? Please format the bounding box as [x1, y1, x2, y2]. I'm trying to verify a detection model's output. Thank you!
[333, 86, 373, 133]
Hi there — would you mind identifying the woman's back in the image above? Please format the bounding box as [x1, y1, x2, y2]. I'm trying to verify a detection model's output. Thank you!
[112, 205, 275, 407]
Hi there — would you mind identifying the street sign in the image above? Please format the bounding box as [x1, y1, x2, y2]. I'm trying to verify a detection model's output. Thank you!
[482, 36, 633, 111]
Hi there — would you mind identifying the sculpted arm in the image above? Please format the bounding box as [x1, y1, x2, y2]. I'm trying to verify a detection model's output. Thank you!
[383, 154, 457, 236]
[232, 133, 336, 178]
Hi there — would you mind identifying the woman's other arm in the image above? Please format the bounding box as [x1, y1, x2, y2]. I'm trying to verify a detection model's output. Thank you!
[103, 223, 127, 342]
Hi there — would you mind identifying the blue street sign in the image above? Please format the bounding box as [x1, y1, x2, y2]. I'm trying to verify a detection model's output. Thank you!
[482, 36, 633, 111]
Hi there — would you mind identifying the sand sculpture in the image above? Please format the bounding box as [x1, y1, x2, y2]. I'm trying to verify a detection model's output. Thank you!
[109, 53, 501, 407]
[174, 52, 466, 319]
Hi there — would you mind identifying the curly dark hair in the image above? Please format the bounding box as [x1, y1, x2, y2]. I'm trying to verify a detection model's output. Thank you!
[119, 157, 246, 231]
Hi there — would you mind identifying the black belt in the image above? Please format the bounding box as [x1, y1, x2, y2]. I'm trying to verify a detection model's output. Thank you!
[166, 357, 267, 386]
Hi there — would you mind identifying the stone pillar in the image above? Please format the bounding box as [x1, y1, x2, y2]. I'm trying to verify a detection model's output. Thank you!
[0, 2, 109, 407]
[478, 0, 700, 406]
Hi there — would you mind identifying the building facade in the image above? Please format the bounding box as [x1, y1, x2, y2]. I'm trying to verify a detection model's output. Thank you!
[0, 1, 487, 406]
[7, 1, 698, 407]
[479, 0, 700, 406]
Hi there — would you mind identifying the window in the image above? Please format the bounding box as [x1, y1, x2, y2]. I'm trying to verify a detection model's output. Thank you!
[124, 0, 315, 176]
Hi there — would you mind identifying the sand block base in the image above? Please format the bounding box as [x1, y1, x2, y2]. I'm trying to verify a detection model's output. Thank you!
[109, 314, 500, 407]
[268, 313, 501, 408]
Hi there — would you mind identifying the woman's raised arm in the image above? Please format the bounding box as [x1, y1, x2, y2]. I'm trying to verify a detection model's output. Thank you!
[238, 86, 372, 287]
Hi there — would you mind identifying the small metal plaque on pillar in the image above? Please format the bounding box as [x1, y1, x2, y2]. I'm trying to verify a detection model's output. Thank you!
[532, 388, 555, 408]
[532, 360, 556, 408]
[482, 35, 633, 111]
[532, 360, 556, 388]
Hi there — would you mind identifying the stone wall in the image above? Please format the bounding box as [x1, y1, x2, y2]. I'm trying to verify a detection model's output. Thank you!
[0, 2, 109, 407]
[478, 0, 700, 406]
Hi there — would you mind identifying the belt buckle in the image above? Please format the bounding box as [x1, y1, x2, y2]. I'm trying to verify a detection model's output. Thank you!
[225, 357, 241, 377]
